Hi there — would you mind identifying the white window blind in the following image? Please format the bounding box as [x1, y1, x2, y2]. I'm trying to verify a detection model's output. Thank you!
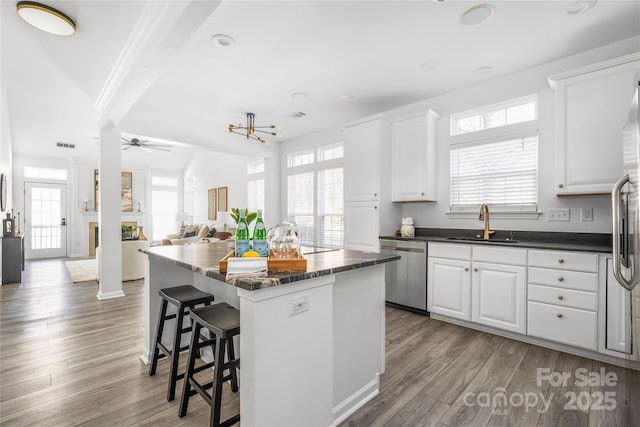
[450, 94, 537, 136]
[450, 134, 538, 212]
[287, 172, 315, 245]
[247, 159, 265, 215]
[317, 167, 343, 246]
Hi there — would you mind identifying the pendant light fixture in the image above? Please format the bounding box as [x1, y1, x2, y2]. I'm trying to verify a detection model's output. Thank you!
[228, 113, 277, 144]
[16, 1, 76, 36]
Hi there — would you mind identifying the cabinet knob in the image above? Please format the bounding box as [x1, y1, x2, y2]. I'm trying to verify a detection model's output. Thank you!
[558, 258, 565, 264]
[464, 267, 469, 271]
[374, 193, 378, 197]
[374, 206, 378, 210]
[473, 267, 479, 272]
[558, 295, 564, 300]
[421, 192, 425, 196]
[558, 183, 564, 188]
[558, 277, 564, 282]
[557, 313, 563, 318]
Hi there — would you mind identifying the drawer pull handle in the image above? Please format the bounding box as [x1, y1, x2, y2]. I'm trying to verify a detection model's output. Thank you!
[558, 258, 565, 264]
[558, 295, 564, 300]
[473, 267, 479, 272]
[557, 313, 563, 318]
[558, 277, 564, 282]
[464, 267, 469, 271]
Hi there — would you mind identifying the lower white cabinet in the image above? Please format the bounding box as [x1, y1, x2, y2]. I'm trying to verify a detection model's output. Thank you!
[344, 201, 380, 252]
[528, 301, 597, 350]
[471, 261, 527, 334]
[428, 257, 471, 321]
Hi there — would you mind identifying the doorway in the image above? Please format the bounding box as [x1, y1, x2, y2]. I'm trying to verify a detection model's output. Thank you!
[24, 182, 67, 259]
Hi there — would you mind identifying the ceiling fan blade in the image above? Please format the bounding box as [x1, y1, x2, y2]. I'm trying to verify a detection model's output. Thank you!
[150, 147, 171, 152]
[122, 145, 131, 150]
[140, 146, 152, 153]
[143, 143, 173, 149]
[121, 137, 132, 143]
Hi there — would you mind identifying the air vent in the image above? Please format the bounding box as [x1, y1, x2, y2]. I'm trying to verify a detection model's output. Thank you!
[288, 111, 307, 119]
[56, 142, 76, 149]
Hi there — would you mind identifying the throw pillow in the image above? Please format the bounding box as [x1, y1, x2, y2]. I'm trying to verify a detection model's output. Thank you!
[182, 225, 198, 238]
[198, 225, 210, 239]
[206, 227, 217, 238]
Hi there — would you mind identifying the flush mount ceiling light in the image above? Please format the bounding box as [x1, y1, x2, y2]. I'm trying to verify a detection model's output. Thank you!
[16, 1, 76, 36]
[228, 113, 277, 144]
[291, 92, 311, 100]
[567, 0, 597, 15]
[460, 4, 494, 26]
[420, 59, 439, 71]
[338, 94, 354, 101]
[472, 66, 493, 77]
[211, 34, 235, 48]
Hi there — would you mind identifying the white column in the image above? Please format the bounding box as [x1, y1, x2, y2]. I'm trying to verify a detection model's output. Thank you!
[97, 125, 124, 299]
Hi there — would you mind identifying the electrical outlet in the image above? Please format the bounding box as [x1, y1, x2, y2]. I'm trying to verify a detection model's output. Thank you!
[581, 208, 593, 222]
[288, 296, 309, 316]
[548, 208, 570, 221]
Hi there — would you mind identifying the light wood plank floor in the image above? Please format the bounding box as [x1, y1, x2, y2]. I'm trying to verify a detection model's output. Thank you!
[1, 258, 638, 426]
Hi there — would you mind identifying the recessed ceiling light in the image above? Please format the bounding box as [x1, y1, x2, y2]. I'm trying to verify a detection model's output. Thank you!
[420, 59, 439, 71]
[472, 66, 493, 77]
[16, 1, 76, 36]
[338, 94, 354, 101]
[567, 0, 596, 15]
[291, 92, 311, 100]
[460, 4, 494, 26]
[211, 34, 235, 48]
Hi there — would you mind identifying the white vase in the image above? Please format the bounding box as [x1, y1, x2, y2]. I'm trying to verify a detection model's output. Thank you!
[400, 224, 415, 238]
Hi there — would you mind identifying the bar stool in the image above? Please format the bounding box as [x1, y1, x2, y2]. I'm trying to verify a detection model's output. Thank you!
[149, 285, 216, 401]
[179, 302, 240, 427]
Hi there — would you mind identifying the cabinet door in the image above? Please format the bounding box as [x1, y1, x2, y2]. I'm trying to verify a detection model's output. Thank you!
[428, 257, 471, 320]
[552, 57, 639, 195]
[471, 262, 527, 334]
[344, 120, 382, 202]
[606, 259, 631, 354]
[344, 202, 379, 252]
[391, 111, 438, 202]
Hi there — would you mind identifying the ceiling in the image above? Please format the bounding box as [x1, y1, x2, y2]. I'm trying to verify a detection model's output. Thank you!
[2, 0, 639, 169]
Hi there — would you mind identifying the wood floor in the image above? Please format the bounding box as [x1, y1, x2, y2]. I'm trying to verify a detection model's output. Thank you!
[1, 258, 638, 426]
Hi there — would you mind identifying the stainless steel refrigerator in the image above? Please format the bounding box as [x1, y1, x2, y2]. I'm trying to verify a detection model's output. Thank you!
[612, 81, 640, 424]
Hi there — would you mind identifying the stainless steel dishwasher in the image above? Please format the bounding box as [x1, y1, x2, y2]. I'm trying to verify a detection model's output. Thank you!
[380, 238, 427, 312]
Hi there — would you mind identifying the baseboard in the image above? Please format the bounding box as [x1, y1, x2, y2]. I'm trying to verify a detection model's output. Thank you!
[332, 375, 380, 426]
[96, 290, 125, 300]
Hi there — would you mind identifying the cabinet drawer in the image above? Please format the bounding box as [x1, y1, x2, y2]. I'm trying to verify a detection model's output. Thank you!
[528, 250, 598, 272]
[528, 284, 597, 311]
[472, 246, 527, 266]
[428, 243, 471, 260]
[528, 267, 598, 292]
[527, 301, 597, 350]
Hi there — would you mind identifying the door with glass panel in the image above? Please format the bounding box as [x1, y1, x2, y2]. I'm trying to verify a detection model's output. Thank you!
[24, 182, 67, 259]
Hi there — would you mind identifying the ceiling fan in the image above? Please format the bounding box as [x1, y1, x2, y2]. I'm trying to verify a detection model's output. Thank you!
[121, 137, 173, 152]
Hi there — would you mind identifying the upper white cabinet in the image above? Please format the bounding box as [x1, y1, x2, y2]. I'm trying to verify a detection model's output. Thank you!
[343, 118, 399, 252]
[549, 53, 640, 195]
[391, 110, 439, 202]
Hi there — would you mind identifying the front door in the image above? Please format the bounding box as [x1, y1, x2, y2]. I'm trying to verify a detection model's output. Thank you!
[24, 182, 67, 259]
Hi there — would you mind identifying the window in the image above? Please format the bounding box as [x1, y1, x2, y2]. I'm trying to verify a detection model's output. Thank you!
[450, 94, 537, 136]
[24, 166, 67, 180]
[151, 176, 178, 240]
[286, 143, 343, 247]
[247, 159, 265, 214]
[450, 134, 538, 213]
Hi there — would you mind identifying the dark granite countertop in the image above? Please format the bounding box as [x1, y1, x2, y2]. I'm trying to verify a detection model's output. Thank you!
[379, 228, 612, 253]
[141, 242, 400, 291]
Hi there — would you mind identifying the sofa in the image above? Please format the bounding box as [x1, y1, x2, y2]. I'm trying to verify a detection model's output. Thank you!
[96, 239, 149, 282]
[165, 223, 214, 245]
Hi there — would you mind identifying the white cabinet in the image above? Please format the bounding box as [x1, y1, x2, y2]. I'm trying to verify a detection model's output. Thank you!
[428, 256, 471, 321]
[549, 53, 640, 195]
[391, 110, 439, 202]
[343, 118, 399, 252]
[471, 261, 527, 334]
[604, 258, 631, 354]
[344, 201, 380, 252]
[527, 250, 599, 351]
[428, 243, 526, 332]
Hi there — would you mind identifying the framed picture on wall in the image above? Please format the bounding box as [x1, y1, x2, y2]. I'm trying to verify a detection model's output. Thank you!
[208, 188, 217, 220]
[94, 170, 134, 212]
[217, 187, 228, 212]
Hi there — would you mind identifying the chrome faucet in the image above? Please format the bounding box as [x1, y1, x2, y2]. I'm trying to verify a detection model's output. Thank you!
[478, 203, 495, 240]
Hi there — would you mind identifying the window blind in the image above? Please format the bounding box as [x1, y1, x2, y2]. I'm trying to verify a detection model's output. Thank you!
[450, 135, 538, 211]
[287, 172, 315, 245]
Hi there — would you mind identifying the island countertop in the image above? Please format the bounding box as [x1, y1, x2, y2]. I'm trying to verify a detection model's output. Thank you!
[142, 242, 400, 291]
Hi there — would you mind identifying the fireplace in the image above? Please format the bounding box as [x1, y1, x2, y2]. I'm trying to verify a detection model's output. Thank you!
[88, 221, 138, 258]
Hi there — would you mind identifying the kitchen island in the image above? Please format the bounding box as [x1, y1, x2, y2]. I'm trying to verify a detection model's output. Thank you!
[141, 242, 399, 426]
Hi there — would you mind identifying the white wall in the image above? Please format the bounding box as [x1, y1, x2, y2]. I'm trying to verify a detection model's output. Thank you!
[282, 37, 640, 235]
[183, 146, 281, 230]
[1, 88, 14, 214]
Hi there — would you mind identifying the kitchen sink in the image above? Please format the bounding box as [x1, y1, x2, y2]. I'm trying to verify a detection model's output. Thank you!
[444, 236, 520, 243]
